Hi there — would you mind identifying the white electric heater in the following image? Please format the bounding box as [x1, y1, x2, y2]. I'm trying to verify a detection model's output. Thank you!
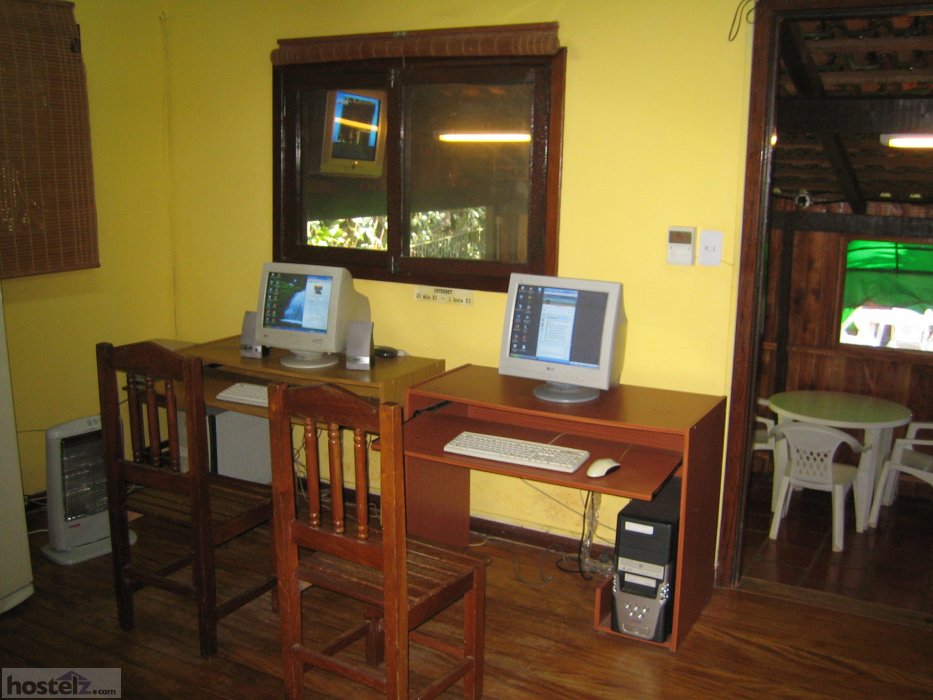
[41, 415, 134, 565]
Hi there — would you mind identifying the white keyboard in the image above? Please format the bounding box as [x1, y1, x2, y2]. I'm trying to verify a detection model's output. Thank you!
[215, 382, 268, 407]
[443, 431, 589, 473]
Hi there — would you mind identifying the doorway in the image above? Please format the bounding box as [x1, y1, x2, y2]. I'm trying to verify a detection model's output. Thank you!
[717, 0, 933, 618]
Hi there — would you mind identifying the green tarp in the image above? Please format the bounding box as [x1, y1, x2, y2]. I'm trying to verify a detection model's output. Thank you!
[843, 241, 933, 314]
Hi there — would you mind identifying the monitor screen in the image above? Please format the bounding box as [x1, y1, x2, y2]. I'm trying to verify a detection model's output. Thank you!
[498, 273, 625, 403]
[319, 89, 386, 178]
[255, 262, 370, 369]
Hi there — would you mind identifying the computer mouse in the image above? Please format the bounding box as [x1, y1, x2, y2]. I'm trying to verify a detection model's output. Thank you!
[586, 457, 621, 478]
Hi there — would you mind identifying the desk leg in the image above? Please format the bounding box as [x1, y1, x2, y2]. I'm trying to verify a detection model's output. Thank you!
[405, 457, 471, 548]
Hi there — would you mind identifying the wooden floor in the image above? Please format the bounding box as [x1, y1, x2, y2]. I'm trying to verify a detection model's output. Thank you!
[4, 505, 933, 699]
[740, 467, 933, 618]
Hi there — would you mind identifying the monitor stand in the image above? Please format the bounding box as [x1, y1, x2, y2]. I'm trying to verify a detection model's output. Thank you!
[280, 351, 340, 370]
[533, 381, 599, 404]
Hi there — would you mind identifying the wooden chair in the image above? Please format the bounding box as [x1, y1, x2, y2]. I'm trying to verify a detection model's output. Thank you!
[268, 382, 486, 699]
[96, 340, 276, 658]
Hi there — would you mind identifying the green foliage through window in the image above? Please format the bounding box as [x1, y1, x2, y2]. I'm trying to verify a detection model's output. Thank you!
[409, 208, 487, 259]
[307, 208, 490, 260]
[307, 217, 388, 250]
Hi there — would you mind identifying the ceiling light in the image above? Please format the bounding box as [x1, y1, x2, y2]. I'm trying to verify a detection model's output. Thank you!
[880, 133, 933, 149]
[438, 132, 531, 143]
[335, 116, 379, 133]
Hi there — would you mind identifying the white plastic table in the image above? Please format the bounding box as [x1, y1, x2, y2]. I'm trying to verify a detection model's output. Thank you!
[767, 390, 912, 532]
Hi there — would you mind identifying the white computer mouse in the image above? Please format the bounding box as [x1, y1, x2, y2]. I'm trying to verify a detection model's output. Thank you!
[586, 457, 621, 478]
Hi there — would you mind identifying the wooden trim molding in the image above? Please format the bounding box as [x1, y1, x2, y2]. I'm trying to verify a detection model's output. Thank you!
[271, 22, 560, 65]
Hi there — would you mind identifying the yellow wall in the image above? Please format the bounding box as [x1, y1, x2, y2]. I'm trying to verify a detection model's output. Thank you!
[0, 0, 752, 543]
[1, 0, 173, 494]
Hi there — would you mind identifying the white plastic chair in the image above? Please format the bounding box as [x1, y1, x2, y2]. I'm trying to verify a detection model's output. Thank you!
[753, 398, 779, 484]
[769, 422, 866, 552]
[868, 421, 933, 528]
[752, 398, 776, 455]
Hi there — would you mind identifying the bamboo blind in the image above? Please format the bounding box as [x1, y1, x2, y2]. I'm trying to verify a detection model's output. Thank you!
[0, 0, 99, 279]
[271, 22, 560, 65]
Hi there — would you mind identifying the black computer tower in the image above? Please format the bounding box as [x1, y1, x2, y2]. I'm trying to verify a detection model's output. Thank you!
[611, 477, 681, 642]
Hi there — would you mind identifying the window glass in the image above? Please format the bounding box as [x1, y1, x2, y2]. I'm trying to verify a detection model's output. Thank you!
[273, 53, 564, 292]
[839, 240, 933, 352]
[300, 87, 388, 251]
[406, 82, 533, 263]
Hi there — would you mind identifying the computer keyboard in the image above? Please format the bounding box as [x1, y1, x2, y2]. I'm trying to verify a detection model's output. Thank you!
[215, 382, 269, 407]
[443, 431, 589, 473]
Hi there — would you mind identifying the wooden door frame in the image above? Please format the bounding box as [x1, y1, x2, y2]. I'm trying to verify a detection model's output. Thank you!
[716, 0, 929, 588]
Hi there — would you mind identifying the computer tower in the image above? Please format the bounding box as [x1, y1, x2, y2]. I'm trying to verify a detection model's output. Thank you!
[611, 477, 681, 642]
[179, 409, 271, 484]
[210, 410, 271, 483]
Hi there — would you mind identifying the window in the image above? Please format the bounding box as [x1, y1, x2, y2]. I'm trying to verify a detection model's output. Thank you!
[839, 240, 933, 352]
[271, 24, 564, 292]
[0, 0, 98, 279]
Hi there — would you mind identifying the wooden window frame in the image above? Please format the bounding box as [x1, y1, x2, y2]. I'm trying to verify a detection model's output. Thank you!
[271, 24, 565, 293]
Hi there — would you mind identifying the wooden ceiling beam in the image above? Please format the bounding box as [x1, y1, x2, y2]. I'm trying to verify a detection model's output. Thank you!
[772, 209, 933, 236]
[779, 21, 877, 213]
[777, 97, 933, 134]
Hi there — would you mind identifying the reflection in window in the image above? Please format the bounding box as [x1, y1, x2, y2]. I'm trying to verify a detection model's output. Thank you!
[407, 82, 532, 264]
[308, 216, 387, 250]
[839, 240, 933, 352]
[273, 46, 564, 292]
[410, 208, 487, 259]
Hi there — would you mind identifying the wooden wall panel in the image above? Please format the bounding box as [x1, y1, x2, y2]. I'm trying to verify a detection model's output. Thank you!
[789, 232, 846, 347]
[757, 225, 933, 425]
[762, 343, 932, 421]
[907, 364, 933, 422]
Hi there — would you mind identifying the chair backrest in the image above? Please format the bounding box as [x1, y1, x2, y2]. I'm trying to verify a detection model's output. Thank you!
[895, 422, 933, 472]
[97, 341, 211, 497]
[772, 422, 863, 487]
[267, 382, 407, 577]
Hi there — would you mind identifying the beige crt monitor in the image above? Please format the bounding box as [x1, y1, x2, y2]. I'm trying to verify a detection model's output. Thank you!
[498, 273, 626, 404]
[254, 262, 370, 369]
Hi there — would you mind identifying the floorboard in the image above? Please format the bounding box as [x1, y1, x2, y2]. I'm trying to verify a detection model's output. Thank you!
[3, 504, 933, 698]
[740, 468, 933, 620]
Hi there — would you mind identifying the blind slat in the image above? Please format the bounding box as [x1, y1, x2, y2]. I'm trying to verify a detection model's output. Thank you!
[0, 0, 99, 279]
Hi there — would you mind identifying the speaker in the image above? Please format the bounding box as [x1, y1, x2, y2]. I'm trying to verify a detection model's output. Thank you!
[240, 310, 267, 358]
[345, 320, 374, 370]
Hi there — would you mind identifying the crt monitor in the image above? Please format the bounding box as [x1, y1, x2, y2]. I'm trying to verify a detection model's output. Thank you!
[255, 262, 371, 369]
[498, 273, 626, 403]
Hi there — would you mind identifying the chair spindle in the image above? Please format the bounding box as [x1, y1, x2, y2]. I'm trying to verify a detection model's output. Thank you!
[328, 422, 345, 534]
[304, 418, 321, 527]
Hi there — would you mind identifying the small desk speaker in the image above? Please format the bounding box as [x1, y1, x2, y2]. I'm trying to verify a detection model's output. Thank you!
[345, 320, 374, 370]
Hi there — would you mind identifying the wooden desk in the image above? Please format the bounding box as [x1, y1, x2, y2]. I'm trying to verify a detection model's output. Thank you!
[403, 364, 726, 651]
[179, 335, 445, 408]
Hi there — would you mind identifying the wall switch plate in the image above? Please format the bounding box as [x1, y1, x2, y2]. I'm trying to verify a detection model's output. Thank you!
[667, 226, 695, 265]
[698, 229, 723, 266]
